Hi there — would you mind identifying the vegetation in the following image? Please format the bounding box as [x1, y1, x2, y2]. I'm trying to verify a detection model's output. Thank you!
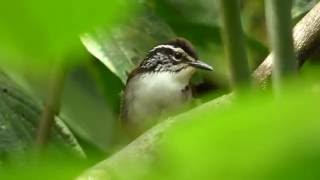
[0, 0, 320, 179]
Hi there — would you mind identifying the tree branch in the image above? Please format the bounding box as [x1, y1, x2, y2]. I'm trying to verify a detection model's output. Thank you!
[77, 2, 320, 179]
[253, 2, 320, 87]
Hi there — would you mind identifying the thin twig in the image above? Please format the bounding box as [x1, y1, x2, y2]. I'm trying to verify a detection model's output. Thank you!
[34, 60, 67, 152]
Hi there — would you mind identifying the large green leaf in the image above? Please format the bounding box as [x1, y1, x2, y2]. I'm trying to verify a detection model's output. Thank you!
[60, 65, 119, 153]
[0, 72, 84, 161]
[81, 11, 175, 83]
[0, 0, 136, 73]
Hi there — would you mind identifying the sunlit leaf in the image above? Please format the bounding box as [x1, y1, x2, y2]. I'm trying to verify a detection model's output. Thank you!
[156, 86, 320, 180]
[0, 0, 136, 72]
[77, 75, 320, 180]
[81, 11, 175, 83]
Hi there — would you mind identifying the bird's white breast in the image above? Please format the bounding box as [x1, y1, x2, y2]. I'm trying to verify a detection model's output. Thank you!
[124, 67, 195, 124]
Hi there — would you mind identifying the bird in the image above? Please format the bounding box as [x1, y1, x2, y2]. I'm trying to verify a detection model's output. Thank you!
[120, 38, 213, 138]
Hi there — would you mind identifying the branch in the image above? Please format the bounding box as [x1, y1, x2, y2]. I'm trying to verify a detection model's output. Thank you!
[77, 2, 320, 179]
[253, 2, 320, 87]
[77, 94, 234, 180]
[34, 61, 67, 152]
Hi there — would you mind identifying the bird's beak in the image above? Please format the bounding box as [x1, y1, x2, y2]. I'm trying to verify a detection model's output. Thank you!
[188, 60, 213, 71]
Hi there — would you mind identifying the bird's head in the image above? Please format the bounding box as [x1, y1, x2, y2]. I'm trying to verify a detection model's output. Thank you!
[138, 38, 213, 73]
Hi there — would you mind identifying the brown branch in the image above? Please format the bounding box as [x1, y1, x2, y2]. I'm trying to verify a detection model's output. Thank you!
[253, 2, 320, 87]
[34, 61, 67, 152]
[77, 2, 320, 179]
[77, 94, 234, 180]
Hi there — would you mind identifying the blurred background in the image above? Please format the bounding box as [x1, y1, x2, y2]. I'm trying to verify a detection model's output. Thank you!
[0, 0, 320, 179]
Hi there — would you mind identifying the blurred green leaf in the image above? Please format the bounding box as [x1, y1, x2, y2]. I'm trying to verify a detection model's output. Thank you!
[3, 55, 120, 155]
[78, 77, 320, 180]
[0, 72, 84, 161]
[292, 0, 319, 19]
[153, 84, 320, 180]
[60, 64, 118, 152]
[153, 0, 220, 27]
[0, 151, 90, 180]
[0, 0, 136, 72]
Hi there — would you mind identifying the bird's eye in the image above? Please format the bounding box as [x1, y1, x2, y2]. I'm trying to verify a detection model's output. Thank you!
[174, 52, 183, 59]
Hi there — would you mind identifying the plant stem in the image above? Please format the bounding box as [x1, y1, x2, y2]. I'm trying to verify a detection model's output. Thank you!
[219, 0, 252, 94]
[35, 60, 67, 152]
[265, 0, 297, 93]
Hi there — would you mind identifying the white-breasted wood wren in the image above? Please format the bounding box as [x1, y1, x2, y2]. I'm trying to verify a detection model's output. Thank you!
[120, 38, 213, 138]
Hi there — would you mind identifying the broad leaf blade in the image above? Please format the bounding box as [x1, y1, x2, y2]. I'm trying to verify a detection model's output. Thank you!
[81, 12, 175, 83]
[0, 72, 84, 161]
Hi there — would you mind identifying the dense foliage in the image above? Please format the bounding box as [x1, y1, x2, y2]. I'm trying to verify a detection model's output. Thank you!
[0, 0, 319, 179]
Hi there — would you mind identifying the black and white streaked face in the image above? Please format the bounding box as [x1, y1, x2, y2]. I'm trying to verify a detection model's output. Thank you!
[139, 38, 213, 73]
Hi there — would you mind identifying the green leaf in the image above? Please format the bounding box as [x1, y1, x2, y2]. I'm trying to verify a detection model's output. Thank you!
[0, 0, 136, 72]
[292, 0, 319, 19]
[77, 74, 320, 180]
[81, 11, 175, 83]
[0, 72, 84, 161]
